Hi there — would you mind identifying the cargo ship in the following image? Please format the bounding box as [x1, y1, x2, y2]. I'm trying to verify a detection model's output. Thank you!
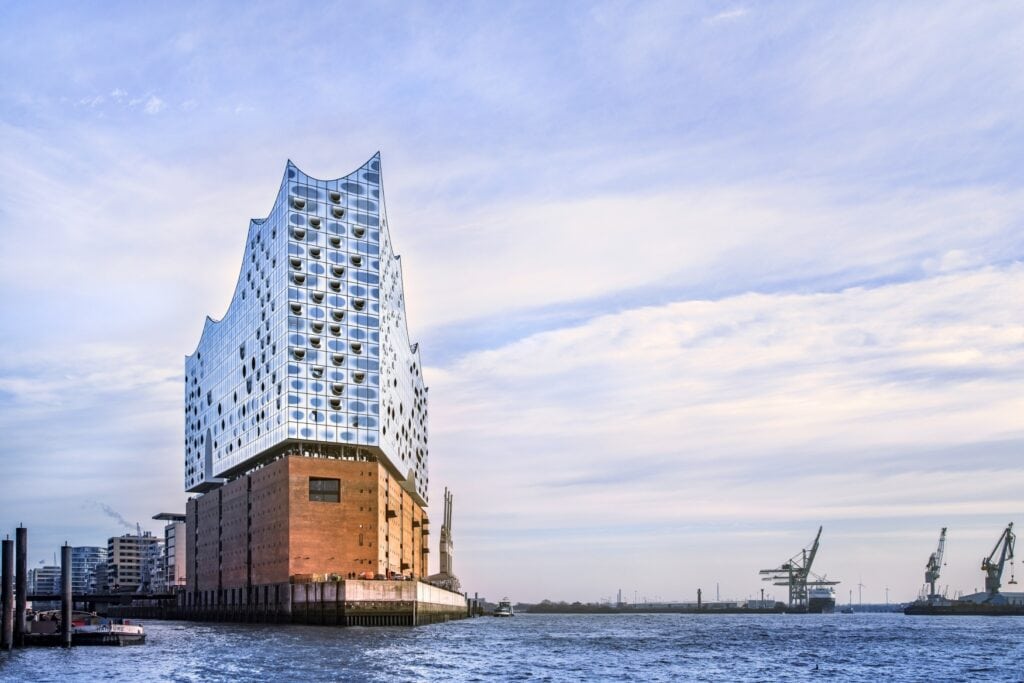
[807, 587, 836, 614]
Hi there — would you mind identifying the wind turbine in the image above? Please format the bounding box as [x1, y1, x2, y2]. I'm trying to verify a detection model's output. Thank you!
[857, 578, 865, 605]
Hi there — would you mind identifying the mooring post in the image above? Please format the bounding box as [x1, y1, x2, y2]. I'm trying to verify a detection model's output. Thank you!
[61, 543, 72, 648]
[15, 526, 26, 647]
[1, 538, 13, 651]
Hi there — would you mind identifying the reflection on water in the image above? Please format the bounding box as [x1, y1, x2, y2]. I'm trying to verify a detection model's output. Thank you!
[0, 613, 1021, 682]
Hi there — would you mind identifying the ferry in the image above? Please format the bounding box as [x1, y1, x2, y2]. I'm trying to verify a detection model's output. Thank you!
[494, 598, 514, 617]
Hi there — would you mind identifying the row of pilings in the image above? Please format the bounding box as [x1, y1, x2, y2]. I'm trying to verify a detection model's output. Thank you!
[1, 527, 73, 649]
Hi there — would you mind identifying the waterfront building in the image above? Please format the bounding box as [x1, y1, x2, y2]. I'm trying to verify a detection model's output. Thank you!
[107, 532, 162, 592]
[153, 513, 187, 589]
[30, 565, 61, 594]
[71, 546, 107, 594]
[29, 565, 62, 609]
[184, 154, 432, 603]
[90, 561, 110, 593]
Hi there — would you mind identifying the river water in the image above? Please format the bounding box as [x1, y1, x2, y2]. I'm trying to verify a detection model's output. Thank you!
[0, 613, 1021, 682]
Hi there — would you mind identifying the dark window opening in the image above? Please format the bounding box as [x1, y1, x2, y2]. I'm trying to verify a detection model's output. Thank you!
[309, 477, 340, 503]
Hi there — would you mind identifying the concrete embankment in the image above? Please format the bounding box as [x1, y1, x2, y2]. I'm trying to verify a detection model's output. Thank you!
[106, 579, 469, 627]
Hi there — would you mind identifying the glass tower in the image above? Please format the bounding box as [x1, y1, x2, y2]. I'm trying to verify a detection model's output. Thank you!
[184, 154, 428, 503]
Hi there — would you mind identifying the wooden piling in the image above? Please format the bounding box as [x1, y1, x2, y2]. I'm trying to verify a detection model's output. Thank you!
[61, 544, 72, 648]
[15, 527, 26, 647]
[1, 538, 13, 651]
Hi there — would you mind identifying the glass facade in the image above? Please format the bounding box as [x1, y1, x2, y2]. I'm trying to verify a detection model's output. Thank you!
[185, 154, 429, 502]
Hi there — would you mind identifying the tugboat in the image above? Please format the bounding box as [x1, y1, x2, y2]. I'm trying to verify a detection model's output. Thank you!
[494, 598, 514, 617]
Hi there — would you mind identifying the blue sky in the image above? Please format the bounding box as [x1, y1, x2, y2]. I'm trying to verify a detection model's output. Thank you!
[1, 1, 1022, 603]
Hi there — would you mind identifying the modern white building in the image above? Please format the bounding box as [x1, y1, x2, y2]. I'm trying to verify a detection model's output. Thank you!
[153, 512, 187, 589]
[184, 153, 429, 505]
[71, 546, 107, 594]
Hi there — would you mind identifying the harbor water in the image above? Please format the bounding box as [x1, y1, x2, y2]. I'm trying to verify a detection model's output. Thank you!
[1, 613, 1021, 682]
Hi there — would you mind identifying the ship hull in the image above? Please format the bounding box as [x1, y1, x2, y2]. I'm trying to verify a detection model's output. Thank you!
[904, 602, 1024, 616]
[807, 597, 836, 614]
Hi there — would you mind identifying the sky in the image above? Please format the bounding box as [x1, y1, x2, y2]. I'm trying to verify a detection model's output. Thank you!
[1, 1, 1022, 604]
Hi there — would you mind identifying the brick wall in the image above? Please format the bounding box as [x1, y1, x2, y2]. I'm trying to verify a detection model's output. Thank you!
[186, 455, 429, 593]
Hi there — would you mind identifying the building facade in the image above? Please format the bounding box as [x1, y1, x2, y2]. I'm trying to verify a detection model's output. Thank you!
[29, 565, 62, 609]
[107, 532, 162, 592]
[71, 546, 107, 594]
[185, 154, 432, 598]
[154, 513, 187, 589]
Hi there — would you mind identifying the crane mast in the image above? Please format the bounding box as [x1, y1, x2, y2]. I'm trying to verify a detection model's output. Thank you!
[981, 522, 1016, 599]
[925, 527, 947, 600]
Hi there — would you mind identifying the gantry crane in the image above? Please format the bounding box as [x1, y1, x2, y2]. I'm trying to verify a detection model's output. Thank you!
[925, 527, 947, 602]
[759, 526, 840, 611]
[981, 522, 1016, 601]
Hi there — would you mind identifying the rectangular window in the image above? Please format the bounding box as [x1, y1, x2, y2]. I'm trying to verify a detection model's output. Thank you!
[309, 477, 340, 503]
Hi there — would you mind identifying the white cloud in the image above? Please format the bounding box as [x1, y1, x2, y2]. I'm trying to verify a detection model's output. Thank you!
[394, 182, 1024, 330]
[143, 95, 165, 114]
[706, 7, 748, 23]
[428, 265, 1024, 599]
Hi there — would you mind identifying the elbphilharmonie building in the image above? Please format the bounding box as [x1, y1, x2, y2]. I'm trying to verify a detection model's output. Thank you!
[185, 153, 428, 502]
[183, 154, 434, 595]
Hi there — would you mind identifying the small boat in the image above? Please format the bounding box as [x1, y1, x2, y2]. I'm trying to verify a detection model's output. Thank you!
[25, 610, 146, 646]
[494, 598, 514, 617]
[73, 614, 146, 646]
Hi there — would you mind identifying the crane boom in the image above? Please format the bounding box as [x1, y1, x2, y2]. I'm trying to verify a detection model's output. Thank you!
[925, 527, 947, 599]
[981, 522, 1015, 597]
[805, 526, 823, 576]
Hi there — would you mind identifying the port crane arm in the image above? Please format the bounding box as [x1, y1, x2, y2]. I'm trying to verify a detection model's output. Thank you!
[925, 527, 947, 598]
[981, 523, 1016, 596]
[804, 526, 823, 576]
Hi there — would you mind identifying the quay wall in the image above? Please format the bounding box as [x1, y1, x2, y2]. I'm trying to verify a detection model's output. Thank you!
[106, 579, 467, 627]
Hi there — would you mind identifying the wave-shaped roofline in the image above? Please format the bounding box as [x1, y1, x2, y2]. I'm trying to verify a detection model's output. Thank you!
[185, 152, 424, 369]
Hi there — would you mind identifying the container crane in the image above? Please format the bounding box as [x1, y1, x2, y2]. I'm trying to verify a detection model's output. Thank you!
[759, 526, 839, 611]
[924, 527, 947, 602]
[981, 522, 1016, 601]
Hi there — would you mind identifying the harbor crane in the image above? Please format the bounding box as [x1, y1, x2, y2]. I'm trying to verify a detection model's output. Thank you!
[759, 526, 839, 611]
[981, 522, 1016, 601]
[925, 527, 947, 602]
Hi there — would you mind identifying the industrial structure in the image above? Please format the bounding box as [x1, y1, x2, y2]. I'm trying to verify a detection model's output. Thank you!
[980, 522, 1016, 601]
[906, 522, 1021, 616]
[426, 488, 459, 592]
[923, 527, 947, 603]
[759, 526, 840, 613]
[180, 154, 465, 624]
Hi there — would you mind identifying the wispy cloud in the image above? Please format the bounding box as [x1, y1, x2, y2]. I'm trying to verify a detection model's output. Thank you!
[143, 95, 164, 114]
[707, 7, 748, 23]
